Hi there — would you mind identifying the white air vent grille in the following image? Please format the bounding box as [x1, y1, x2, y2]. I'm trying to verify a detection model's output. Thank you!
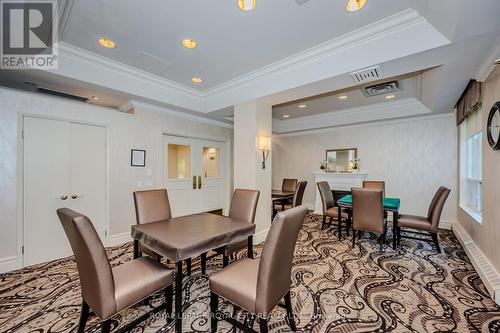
[351, 66, 382, 84]
[294, 0, 310, 5]
[364, 81, 400, 97]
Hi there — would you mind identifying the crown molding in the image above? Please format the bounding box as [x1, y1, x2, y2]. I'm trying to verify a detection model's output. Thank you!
[273, 111, 453, 138]
[129, 100, 233, 129]
[474, 35, 500, 82]
[272, 98, 432, 134]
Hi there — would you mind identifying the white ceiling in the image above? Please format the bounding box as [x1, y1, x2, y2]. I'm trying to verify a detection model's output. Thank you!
[60, 0, 414, 89]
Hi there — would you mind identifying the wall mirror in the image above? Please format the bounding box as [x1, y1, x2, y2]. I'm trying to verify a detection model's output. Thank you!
[325, 148, 358, 173]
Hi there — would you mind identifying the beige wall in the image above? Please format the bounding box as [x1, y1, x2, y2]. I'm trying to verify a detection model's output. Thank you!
[457, 67, 500, 271]
[0, 87, 232, 268]
[272, 114, 458, 223]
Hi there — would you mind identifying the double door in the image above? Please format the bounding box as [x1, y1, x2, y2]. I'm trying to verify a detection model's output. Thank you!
[163, 135, 227, 217]
[23, 116, 106, 266]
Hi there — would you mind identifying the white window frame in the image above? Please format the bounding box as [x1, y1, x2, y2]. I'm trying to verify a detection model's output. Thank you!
[459, 120, 483, 223]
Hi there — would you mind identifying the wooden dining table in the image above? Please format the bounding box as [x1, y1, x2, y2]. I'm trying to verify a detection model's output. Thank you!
[131, 213, 256, 333]
[272, 189, 295, 199]
[337, 195, 401, 248]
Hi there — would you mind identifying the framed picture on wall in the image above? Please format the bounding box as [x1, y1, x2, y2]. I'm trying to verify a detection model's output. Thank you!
[131, 149, 146, 167]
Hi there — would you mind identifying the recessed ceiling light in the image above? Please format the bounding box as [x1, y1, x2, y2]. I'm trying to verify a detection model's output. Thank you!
[182, 39, 197, 49]
[298, 104, 307, 108]
[192, 77, 203, 84]
[385, 94, 396, 100]
[283, 114, 290, 118]
[495, 58, 500, 65]
[238, 0, 256, 11]
[338, 95, 348, 100]
[98, 37, 116, 49]
[345, 0, 367, 12]
[91, 96, 99, 100]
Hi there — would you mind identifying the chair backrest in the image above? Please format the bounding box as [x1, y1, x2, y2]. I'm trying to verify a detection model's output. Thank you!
[256, 205, 308, 315]
[57, 208, 116, 320]
[317, 181, 334, 213]
[282, 178, 298, 192]
[133, 189, 172, 224]
[363, 181, 385, 198]
[292, 181, 308, 207]
[428, 187, 451, 231]
[228, 189, 260, 224]
[352, 188, 384, 233]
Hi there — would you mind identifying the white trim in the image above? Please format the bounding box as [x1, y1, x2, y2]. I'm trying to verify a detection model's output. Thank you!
[0, 256, 22, 274]
[459, 204, 482, 224]
[272, 98, 431, 134]
[452, 223, 500, 306]
[438, 219, 455, 230]
[106, 232, 132, 248]
[130, 100, 233, 129]
[474, 35, 500, 82]
[273, 108, 453, 138]
[253, 228, 269, 245]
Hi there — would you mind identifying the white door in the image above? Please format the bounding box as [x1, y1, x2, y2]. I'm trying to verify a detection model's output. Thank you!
[164, 135, 227, 217]
[23, 117, 106, 266]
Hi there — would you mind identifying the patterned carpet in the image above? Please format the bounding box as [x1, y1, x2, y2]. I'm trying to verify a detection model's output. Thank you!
[1, 213, 500, 333]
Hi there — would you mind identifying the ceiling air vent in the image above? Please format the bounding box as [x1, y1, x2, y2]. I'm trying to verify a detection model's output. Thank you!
[364, 81, 400, 97]
[350, 66, 382, 84]
[36, 86, 88, 102]
[294, 0, 310, 5]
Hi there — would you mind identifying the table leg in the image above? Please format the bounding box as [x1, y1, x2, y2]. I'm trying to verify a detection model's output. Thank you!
[392, 212, 398, 250]
[201, 253, 207, 275]
[337, 208, 342, 240]
[175, 261, 183, 333]
[247, 236, 254, 259]
[133, 240, 139, 259]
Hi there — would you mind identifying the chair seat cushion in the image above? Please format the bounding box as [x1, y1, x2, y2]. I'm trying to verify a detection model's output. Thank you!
[325, 207, 348, 219]
[398, 214, 432, 231]
[113, 257, 174, 312]
[214, 239, 248, 256]
[209, 258, 259, 313]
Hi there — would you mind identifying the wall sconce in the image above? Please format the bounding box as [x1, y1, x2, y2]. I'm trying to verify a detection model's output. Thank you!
[256, 136, 271, 169]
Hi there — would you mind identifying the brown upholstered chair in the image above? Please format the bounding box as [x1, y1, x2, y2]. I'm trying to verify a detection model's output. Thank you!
[133, 189, 171, 260]
[210, 189, 260, 267]
[282, 178, 298, 192]
[351, 188, 387, 253]
[273, 181, 307, 214]
[57, 208, 174, 333]
[363, 180, 386, 197]
[209, 205, 308, 333]
[317, 181, 348, 236]
[396, 186, 451, 253]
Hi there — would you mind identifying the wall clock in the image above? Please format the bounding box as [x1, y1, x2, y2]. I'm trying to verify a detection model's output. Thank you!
[487, 101, 500, 150]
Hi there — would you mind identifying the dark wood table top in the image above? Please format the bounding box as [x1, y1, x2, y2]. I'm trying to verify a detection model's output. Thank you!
[272, 190, 295, 198]
[131, 213, 255, 262]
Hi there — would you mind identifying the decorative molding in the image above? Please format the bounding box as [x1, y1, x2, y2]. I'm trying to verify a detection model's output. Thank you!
[129, 100, 233, 129]
[0, 256, 21, 274]
[474, 35, 500, 82]
[452, 223, 500, 306]
[106, 232, 132, 248]
[273, 98, 431, 134]
[273, 110, 454, 137]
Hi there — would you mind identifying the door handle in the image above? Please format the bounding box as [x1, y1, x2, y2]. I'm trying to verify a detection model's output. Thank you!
[60, 195, 68, 200]
[198, 176, 202, 189]
[193, 176, 197, 189]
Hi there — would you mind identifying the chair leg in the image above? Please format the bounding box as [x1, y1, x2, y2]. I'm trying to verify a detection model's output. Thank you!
[101, 319, 111, 333]
[259, 317, 269, 333]
[201, 252, 207, 275]
[78, 301, 90, 333]
[321, 216, 326, 230]
[165, 285, 173, 323]
[337, 216, 342, 240]
[432, 233, 441, 253]
[352, 229, 356, 248]
[345, 213, 350, 237]
[210, 292, 219, 333]
[379, 230, 386, 254]
[284, 291, 297, 332]
[186, 258, 192, 276]
[222, 255, 229, 267]
[397, 227, 401, 247]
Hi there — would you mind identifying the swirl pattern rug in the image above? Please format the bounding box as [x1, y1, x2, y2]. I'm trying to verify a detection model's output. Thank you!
[1, 213, 500, 333]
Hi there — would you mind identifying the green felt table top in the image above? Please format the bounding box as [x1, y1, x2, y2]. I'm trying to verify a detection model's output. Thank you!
[337, 195, 400, 211]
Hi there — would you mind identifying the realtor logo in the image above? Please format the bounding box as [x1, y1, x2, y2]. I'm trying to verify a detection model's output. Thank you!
[1, 0, 58, 69]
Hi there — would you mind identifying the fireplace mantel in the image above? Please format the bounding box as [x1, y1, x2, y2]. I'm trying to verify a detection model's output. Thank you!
[313, 172, 368, 214]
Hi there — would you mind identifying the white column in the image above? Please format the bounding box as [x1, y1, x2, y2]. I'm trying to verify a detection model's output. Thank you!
[233, 100, 272, 238]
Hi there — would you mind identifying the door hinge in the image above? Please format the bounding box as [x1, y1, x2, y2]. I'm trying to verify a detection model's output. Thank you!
[105, 230, 107, 237]
[21, 245, 24, 254]
[21, 130, 24, 139]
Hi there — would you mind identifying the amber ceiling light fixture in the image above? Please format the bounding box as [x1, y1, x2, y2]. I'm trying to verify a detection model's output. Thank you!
[238, 0, 256, 11]
[98, 37, 116, 49]
[182, 39, 197, 49]
[192, 77, 203, 84]
[345, 0, 367, 12]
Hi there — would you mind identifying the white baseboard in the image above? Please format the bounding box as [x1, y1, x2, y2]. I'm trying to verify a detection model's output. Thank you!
[452, 222, 500, 305]
[106, 232, 132, 247]
[253, 228, 269, 245]
[439, 219, 455, 230]
[0, 256, 21, 274]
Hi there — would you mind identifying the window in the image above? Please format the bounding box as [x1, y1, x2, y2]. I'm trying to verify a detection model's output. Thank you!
[459, 110, 482, 222]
